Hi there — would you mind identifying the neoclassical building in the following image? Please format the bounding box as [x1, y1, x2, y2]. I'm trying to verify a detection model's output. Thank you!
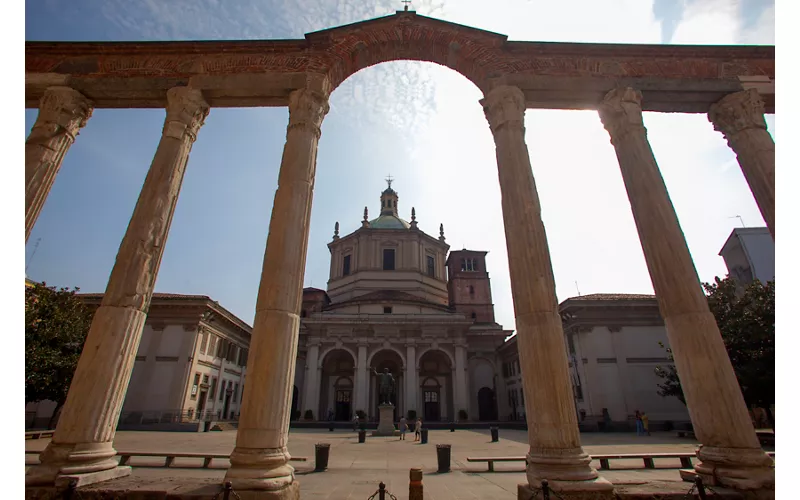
[294, 182, 513, 422]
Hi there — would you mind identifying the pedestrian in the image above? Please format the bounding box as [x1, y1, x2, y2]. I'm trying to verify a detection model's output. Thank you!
[641, 411, 650, 436]
[634, 410, 644, 436]
[414, 418, 422, 441]
[353, 413, 359, 431]
[327, 408, 334, 421]
[399, 416, 408, 441]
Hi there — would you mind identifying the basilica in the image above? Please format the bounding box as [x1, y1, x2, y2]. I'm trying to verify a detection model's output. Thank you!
[293, 181, 513, 423]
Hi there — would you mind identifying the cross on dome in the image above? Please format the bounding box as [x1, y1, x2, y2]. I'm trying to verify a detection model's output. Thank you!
[385, 174, 394, 189]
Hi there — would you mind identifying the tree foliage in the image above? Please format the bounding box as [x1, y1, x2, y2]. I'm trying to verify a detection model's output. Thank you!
[25, 282, 93, 414]
[655, 276, 775, 408]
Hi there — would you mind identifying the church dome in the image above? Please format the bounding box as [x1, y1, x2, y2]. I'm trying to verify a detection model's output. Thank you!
[369, 214, 411, 229]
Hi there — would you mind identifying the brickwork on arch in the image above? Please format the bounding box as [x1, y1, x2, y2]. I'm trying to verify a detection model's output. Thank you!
[25, 10, 774, 112]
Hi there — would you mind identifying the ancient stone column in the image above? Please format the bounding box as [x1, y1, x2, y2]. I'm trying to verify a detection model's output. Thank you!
[225, 88, 329, 497]
[25, 87, 209, 488]
[599, 87, 774, 491]
[480, 85, 612, 499]
[25, 87, 93, 242]
[303, 342, 321, 418]
[355, 343, 368, 414]
[453, 343, 469, 418]
[405, 344, 417, 416]
[708, 89, 775, 239]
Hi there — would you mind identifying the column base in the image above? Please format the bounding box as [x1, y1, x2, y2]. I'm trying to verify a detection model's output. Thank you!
[695, 445, 775, 491]
[221, 481, 300, 500]
[225, 446, 296, 492]
[518, 477, 614, 500]
[25, 465, 131, 489]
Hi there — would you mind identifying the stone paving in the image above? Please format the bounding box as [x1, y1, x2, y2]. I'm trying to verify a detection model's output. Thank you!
[26, 429, 720, 499]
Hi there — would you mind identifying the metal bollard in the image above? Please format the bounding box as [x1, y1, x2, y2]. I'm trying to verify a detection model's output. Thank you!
[541, 480, 550, 500]
[379, 481, 387, 500]
[409, 468, 423, 500]
[222, 481, 233, 500]
[695, 476, 707, 500]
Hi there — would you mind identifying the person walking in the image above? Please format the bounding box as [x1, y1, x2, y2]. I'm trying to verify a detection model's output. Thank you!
[414, 418, 422, 441]
[352, 413, 359, 432]
[634, 410, 644, 436]
[641, 411, 650, 436]
[399, 416, 408, 440]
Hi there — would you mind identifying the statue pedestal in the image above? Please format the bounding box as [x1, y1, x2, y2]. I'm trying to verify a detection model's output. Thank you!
[372, 404, 399, 436]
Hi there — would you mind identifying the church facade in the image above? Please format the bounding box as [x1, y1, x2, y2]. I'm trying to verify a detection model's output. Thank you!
[294, 182, 513, 422]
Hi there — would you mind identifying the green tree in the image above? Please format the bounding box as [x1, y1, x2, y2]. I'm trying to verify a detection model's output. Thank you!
[655, 276, 775, 410]
[25, 282, 93, 427]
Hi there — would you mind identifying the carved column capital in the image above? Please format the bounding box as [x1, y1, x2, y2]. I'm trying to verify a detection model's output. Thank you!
[163, 87, 209, 142]
[287, 88, 330, 139]
[708, 88, 767, 139]
[480, 85, 526, 134]
[598, 87, 645, 142]
[33, 86, 94, 142]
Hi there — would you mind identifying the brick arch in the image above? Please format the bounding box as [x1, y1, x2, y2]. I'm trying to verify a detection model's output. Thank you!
[311, 12, 509, 92]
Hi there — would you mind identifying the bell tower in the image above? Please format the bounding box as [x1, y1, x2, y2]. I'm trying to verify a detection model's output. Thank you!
[445, 250, 496, 323]
[380, 175, 399, 216]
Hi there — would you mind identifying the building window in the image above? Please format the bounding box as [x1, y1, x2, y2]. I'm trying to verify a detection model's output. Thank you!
[383, 249, 395, 270]
[461, 258, 477, 272]
[233, 383, 240, 403]
[383, 306, 393, 314]
[203, 374, 209, 384]
[343, 255, 351, 276]
[209, 336, 218, 357]
[191, 373, 200, 400]
[388, 199, 393, 207]
[469, 285, 474, 295]
[200, 331, 209, 354]
[471, 312, 477, 320]
[426, 255, 435, 277]
[210, 377, 218, 399]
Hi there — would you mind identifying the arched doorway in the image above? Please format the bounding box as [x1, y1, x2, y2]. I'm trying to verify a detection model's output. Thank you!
[320, 349, 356, 421]
[418, 350, 453, 422]
[369, 349, 404, 422]
[478, 387, 497, 421]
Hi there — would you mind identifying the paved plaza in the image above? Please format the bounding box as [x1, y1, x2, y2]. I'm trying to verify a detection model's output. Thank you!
[26, 429, 722, 499]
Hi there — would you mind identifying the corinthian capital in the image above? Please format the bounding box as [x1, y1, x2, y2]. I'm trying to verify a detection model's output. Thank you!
[598, 87, 645, 141]
[708, 88, 767, 138]
[480, 85, 526, 134]
[163, 87, 210, 142]
[32, 87, 94, 142]
[287, 89, 330, 138]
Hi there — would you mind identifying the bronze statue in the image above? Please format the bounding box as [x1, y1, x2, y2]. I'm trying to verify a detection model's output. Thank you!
[372, 367, 395, 405]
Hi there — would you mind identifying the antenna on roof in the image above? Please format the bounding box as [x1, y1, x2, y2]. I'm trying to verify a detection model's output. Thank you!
[26, 237, 42, 274]
[575, 281, 581, 297]
[728, 215, 746, 228]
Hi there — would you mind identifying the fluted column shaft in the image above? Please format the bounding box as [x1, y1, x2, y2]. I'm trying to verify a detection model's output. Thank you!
[708, 89, 775, 239]
[356, 344, 368, 414]
[25, 87, 93, 242]
[26, 87, 209, 487]
[405, 344, 416, 416]
[225, 88, 329, 495]
[599, 87, 774, 491]
[481, 86, 609, 494]
[453, 344, 469, 417]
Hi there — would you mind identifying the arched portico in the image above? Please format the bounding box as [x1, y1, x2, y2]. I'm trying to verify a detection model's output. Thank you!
[319, 349, 356, 421]
[24, 9, 775, 497]
[369, 349, 404, 422]
[418, 350, 454, 422]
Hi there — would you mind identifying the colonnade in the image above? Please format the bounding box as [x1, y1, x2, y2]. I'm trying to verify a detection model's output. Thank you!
[24, 79, 775, 497]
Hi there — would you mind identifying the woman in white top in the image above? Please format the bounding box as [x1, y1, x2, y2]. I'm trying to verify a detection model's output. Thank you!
[414, 418, 422, 441]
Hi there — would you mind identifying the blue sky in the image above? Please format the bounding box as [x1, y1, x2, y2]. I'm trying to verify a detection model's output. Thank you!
[24, 0, 775, 333]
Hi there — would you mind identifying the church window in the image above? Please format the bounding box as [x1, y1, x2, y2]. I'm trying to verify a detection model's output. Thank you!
[388, 199, 392, 207]
[461, 258, 477, 271]
[383, 306, 393, 314]
[343, 255, 351, 276]
[383, 249, 395, 270]
[426, 255, 435, 277]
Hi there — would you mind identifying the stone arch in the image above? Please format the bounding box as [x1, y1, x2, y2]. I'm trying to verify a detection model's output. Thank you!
[367, 346, 406, 368]
[319, 349, 356, 421]
[368, 349, 406, 421]
[319, 345, 358, 368]
[416, 347, 455, 370]
[319, 13, 507, 92]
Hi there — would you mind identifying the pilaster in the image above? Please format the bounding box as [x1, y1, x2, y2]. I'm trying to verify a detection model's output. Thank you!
[26, 86, 209, 488]
[599, 87, 774, 492]
[25, 86, 93, 242]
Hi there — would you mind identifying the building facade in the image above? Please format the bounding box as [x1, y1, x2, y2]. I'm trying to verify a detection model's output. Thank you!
[294, 182, 513, 422]
[719, 227, 775, 285]
[26, 293, 252, 430]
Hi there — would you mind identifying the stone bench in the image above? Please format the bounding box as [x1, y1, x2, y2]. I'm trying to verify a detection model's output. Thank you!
[466, 456, 526, 472]
[115, 451, 308, 468]
[593, 453, 696, 470]
[25, 431, 54, 440]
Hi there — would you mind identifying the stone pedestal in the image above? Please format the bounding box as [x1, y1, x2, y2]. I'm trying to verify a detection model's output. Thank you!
[372, 404, 399, 436]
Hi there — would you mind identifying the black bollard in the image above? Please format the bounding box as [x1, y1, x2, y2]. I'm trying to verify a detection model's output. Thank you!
[450, 421, 455, 432]
[378, 481, 386, 500]
[490, 426, 499, 442]
[420, 428, 428, 444]
[695, 476, 707, 500]
[315, 443, 331, 471]
[541, 480, 550, 500]
[436, 444, 451, 473]
[358, 429, 366, 443]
